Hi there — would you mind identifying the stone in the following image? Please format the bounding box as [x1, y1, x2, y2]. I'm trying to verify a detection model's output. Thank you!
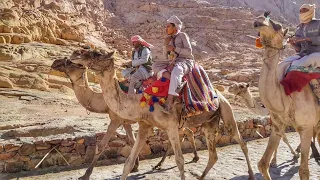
[120, 145, 131, 158]
[4, 161, 25, 173]
[29, 150, 49, 159]
[195, 139, 203, 149]
[108, 140, 126, 148]
[139, 143, 152, 157]
[84, 145, 95, 163]
[0, 152, 15, 160]
[104, 147, 119, 159]
[19, 156, 30, 162]
[0, 145, 3, 153]
[217, 135, 231, 146]
[150, 143, 163, 154]
[75, 144, 85, 155]
[84, 136, 96, 146]
[26, 159, 40, 170]
[215, 85, 225, 92]
[0, 161, 4, 173]
[181, 141, 192, 150]
[48, 139, 62, 145]
[11, 35, 24, 44]
[61, 140, 75, 147]
[4, 144, 21, 152]
[76, 138, 84, 144]
[0, 36, 6, 43]
[58, 146, 73, 153]
[18, 144, 35, 156]
[245, 119, 254, 129]
[35, 143, 51, 150]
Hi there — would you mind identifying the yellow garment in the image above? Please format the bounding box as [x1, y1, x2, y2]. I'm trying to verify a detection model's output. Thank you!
[299, 4, 316, 24]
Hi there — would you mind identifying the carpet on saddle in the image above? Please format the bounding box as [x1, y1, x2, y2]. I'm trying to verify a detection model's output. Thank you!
[280, 65, 320, 95]
[182, 64, 219, 115]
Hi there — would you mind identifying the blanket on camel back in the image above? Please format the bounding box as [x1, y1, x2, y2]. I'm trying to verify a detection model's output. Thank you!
[137, 64, 219, 116]
[280, 65, 320, 95]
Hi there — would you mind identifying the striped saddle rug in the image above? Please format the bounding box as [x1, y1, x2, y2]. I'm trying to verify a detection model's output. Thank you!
[182, 64, 219, 116]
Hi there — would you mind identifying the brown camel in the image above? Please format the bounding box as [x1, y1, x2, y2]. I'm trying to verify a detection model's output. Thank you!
[254, 13, 320, 179]
[51, 59, 199, 178]
[69, 49, 254, 180]
[228, 82, 300, 167]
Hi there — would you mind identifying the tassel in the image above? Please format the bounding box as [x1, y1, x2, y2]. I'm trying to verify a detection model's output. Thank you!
[149, 105, 154, 112]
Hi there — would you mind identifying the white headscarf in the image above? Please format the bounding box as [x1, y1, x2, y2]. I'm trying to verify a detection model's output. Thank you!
[299, 4, 316, 24]
[167, 15, 183, 32]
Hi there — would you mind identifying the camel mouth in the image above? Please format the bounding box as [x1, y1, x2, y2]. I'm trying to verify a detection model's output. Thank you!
[51, 59, 67, 71]
[253, 21, 267, 28]
[51, 59, 85, 72]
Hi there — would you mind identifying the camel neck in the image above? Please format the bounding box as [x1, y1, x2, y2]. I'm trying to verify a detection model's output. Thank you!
[258, 48, 288, 114]
[70, 71, 109, 113]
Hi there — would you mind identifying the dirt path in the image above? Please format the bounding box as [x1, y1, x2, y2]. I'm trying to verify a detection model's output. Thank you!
[2, 133, 319, 180]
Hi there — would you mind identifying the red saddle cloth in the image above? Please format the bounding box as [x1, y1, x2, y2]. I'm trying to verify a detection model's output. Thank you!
[280, 71, 320, 95]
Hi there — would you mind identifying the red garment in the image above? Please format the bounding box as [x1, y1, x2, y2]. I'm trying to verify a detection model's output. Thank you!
[280, 71, 320, 95]
[144, 78, 170, 97]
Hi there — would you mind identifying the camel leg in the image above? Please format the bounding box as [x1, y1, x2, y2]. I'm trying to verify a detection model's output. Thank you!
[270, 149, 278, 168]
[282, 133, 300, 159]
[79, 117, 122, 180]
[167, 127, 185, 180]
[218, 95, 254, 179]
[122, 124, 139, 172]
[258, 124, 284, 180]
[153, 140, 174, 170]
[183, 127, 199, 162]
[298, 127, 313, 180]
[199, 120, 219, 180]
[121, 122, 152, 180]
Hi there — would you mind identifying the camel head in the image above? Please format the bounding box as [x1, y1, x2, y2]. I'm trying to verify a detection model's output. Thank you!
[69, 48, 116, 72]
[253, 11, 288, 49]
[228, 82, 250, 97]
[51, 58, 86, 79]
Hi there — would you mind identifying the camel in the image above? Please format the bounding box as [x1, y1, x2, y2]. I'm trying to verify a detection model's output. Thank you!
[51, 59, 199, 178]
[253, 13, 320, 179]
[69, 49, 254, 180]
[228, 82, 300, 166]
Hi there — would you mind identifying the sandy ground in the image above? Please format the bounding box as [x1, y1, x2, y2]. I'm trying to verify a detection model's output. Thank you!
[1, 133, 319, 180]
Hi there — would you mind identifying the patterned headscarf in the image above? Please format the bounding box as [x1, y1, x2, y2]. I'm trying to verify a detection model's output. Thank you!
[130, 35, 154, 48]
[299, 4, 316, 24]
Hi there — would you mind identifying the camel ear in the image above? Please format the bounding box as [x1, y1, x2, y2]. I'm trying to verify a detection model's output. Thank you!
[270, 19, 282, 31]
[283, 28, 289, 37]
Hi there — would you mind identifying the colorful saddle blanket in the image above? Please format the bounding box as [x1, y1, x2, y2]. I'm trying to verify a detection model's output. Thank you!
[136, 64, 219, 116]
[280, 65, 320, 95]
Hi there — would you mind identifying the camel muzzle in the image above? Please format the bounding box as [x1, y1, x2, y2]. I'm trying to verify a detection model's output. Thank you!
[253, 21, 266, 28]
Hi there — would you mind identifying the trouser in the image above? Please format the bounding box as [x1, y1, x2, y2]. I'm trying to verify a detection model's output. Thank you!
[168, 60, 194, 96]
[128, 67, 151, 94]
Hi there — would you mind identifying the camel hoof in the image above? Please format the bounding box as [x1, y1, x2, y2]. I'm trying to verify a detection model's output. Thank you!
[192, 156, 199, 163]
[270, 162, 277, 168]
[78, 175, 89, 180]
[293, 153, 300, 159]
[152, 164, 162, 171]
[131, 167, 139, 173]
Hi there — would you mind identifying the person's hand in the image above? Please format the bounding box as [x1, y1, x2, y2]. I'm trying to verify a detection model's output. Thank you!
[165, 36, 172, 45]
[166, 45, 175, 51]
[289, 37, 307, 44]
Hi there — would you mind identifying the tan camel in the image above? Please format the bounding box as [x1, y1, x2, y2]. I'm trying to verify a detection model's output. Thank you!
[228, 82, 300, 166]
[69, 49, 254, 180]
[253, 13, 320, 179]
[51, 59, 199, 178]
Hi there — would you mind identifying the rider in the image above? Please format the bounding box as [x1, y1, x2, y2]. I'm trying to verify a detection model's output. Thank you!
[278, 4, 320, 101]
[157, 15, 194, 114]
[123, 35, 154, 94]
[278, 4, 320, 80]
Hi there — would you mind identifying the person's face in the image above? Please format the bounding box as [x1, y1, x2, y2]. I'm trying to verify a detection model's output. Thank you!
[300, 8, 309, 14]
[132, 41, 141, 49]
[166, 23, 176, 35]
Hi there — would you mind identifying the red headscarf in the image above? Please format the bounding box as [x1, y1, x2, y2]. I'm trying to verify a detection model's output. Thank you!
[131, 35, 154, 48]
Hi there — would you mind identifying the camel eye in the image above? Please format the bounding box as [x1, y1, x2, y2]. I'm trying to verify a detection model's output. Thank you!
[239, 85, 244, 89]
